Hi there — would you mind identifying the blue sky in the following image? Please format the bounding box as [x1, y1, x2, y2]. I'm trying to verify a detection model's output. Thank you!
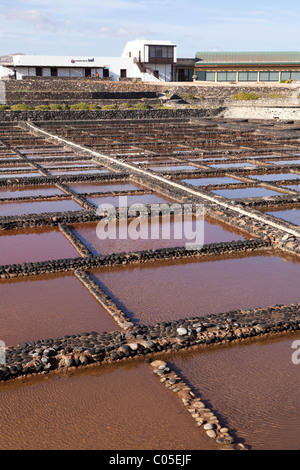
[1, 0, 300, 57]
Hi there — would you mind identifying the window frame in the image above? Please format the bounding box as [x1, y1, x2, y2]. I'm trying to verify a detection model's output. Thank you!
[259, 71, 279, 82]
[217, 71, 236, 82]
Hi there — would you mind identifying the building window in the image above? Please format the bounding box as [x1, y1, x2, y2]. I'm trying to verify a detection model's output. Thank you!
[120, 69, 127, 78]
[149, 46, 174, 62]
[51, 67, 58, 77]
[259, 71, 279, 81]
[217, 71, 236, 82]
[196, 71, 215, 82]
[281, 71, 300, 81]
[206, 72, 215, 81]
[238, 71, 258, 81]
[103, 68, 109, 78]
[162, 46, 168, 58]
[197, 71, 206, 81]
[175, 68, 194, 81]
[155, 47, 162, 59]
[167, 48, 173, 58]
[35, 67, 42, 77]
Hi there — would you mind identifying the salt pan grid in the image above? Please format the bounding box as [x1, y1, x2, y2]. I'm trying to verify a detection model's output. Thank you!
[1, 118, 300, 450]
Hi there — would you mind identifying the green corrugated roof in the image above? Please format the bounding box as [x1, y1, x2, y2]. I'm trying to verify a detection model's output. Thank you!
[195, 51, 300, 65]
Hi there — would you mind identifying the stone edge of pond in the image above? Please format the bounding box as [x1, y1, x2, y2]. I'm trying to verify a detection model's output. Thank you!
[0, 237, 272, 279]
[1, 302, 299, 385]
[2, 303, 299, 449]
[149, 359, 247, 450]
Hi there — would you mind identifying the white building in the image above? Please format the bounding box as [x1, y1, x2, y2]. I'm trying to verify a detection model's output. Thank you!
[0, 40, 177, 82]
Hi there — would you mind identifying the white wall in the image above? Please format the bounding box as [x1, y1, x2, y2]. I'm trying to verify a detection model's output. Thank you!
[0, 66, 11, 78]
[0, 79, 6, 104]
[144, 64, 173, 81]
[121, 40, 177, 63]
[2, 45, 176, 81]
[11, 55, 142, 81]
[0, 40, 177, 81]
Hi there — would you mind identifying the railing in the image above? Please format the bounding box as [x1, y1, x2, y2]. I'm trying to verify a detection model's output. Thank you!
[133, 59, 163, 81]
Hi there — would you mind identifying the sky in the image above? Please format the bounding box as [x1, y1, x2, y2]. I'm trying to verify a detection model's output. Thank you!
[1, 0, 300, 58]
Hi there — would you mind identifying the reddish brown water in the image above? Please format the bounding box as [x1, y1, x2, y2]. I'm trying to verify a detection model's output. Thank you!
[0, 362, 216, 450]
[0, 199, 83, 217]
[0, 273, 119, 346]
[94, 253, 300, 325]
[66, 181, 146, 194]
[170, 332, 300, 450]
[88, 193, 177, 208]
[0, 227, 79, 265]
[0, 185, 64, 199]
[71, 216, 248, 256]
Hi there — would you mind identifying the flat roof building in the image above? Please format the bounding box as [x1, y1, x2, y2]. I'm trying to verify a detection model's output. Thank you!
[174, 51, 300, 83]
[3, 42, 299, 84]
[0, 40, 177, 82]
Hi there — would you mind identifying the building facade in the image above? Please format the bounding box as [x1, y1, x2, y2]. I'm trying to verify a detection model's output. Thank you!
[174, 52, 300, 82]
[0, 40, 177, 82]
[2, 43, 299, 84]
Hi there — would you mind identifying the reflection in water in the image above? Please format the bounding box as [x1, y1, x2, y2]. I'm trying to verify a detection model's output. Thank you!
[211, 187, 283, 199]
[182, 176, 243, 186]
[250, 173, 300, 182]
[0, 185, 64, 199]
[267, 208, 300, 227]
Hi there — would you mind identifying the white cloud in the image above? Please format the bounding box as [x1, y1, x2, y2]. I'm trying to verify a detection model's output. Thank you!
[1, 0, 300, 56]
[3, 8, 60, 31]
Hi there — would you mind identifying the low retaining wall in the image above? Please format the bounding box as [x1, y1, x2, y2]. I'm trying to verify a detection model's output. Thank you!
[0, 108, 224, 121]
[1, 105, 299, 122]
[4, 79, 297, 97]
[6, 91, 158, 102]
